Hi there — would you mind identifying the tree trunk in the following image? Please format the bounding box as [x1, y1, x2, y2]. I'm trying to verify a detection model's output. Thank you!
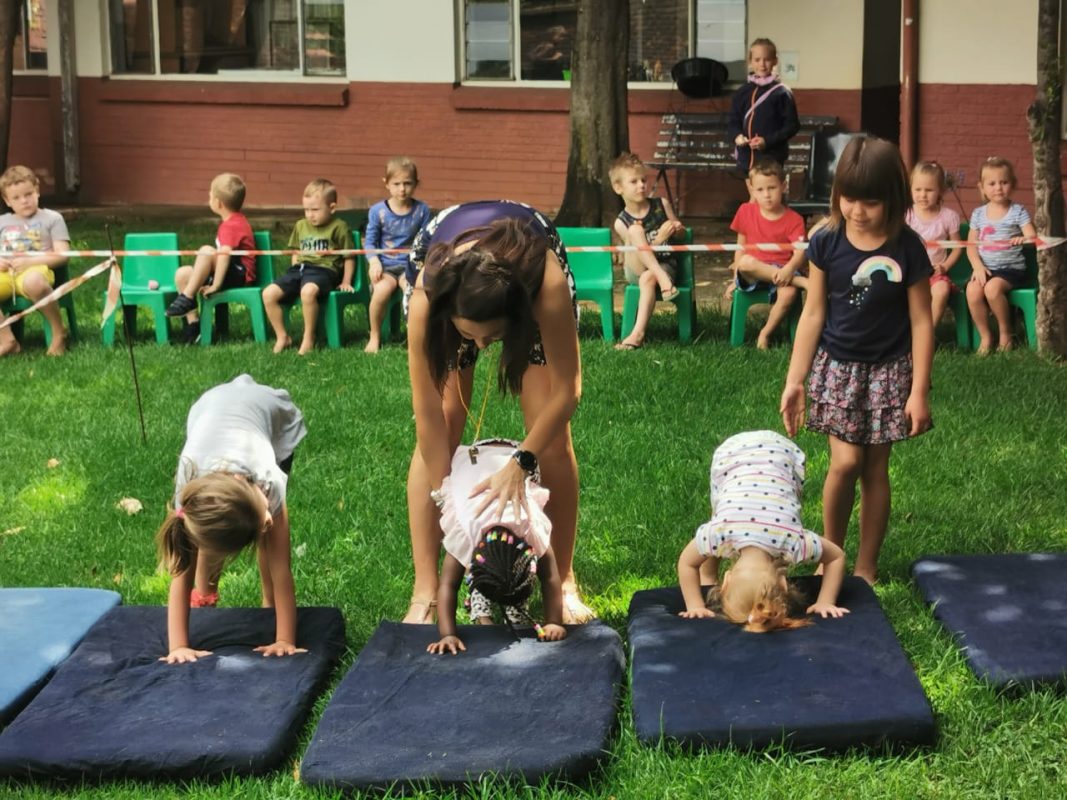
[554, 0, 629, 227]
[0, 1, 21, 171]
[1028, 0, 1067, 356]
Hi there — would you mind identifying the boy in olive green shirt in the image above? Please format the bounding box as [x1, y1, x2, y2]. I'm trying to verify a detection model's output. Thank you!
[263, 179, 355, 355]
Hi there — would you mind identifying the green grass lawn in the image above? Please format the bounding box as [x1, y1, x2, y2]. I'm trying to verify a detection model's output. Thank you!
[1, 217, 1066, 799]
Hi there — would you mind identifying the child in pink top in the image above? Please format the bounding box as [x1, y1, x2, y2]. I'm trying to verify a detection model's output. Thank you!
[905, 161, 961, 327]
[730, 160, 807, 348]
[427, 439, 566, 655]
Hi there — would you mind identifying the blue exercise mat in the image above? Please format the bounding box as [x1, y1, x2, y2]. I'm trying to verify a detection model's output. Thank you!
[0, 588, 121, 726]
[628, 577, 936, 751]
[912, 553, 1067, 688]
[0, 606, 345, 780]
[300, 620, 625, 791]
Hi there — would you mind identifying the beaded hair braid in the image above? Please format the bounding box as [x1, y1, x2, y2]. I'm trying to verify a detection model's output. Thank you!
[468, 526, 543, 638]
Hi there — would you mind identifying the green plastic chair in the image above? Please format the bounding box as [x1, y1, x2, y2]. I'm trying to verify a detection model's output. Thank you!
[4, 263, 79, 347]
[946, 222, 975, 351]
[557, 226, 614, 341]
[101, 232, 179, 346]
[728, 283, 801, 347]
[967, 242, 1039, 351]
[620, 227, 695, 343]
[199, 231, 274, 346]
[281, 231, 402, 349]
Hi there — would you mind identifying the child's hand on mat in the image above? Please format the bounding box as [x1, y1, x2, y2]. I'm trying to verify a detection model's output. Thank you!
[780, 383, 806, 437]
[540, 623, 567, 641]
[471, 459, 530, 521]
[253, 640, 309, 658]
[338, 281, 354, 293]
[159, 646, 213, 664]
[678, 607, 716, 620]
[806, 602, 849, 619]
[427, 635, 466, 655]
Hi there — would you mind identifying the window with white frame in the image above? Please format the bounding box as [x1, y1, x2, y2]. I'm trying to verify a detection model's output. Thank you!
[461, 0, 746, 84]
[14, 0, 48, 71]
[108, 0, 345, 77]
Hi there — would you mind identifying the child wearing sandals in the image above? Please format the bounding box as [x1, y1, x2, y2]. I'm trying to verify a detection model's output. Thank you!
[427, 439, 567, 655]
[781, 136, 934, 585]
[677, 430, 849, 631]
[905, 161, 962, 328]
[610, 152, 686, 351]
[155, 375, 307, 664]
[965, 157, 1036, 354]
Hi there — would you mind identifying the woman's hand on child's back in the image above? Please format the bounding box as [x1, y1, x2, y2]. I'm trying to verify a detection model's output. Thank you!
[253, 639, 309, 658]
[159, 646, 213, 665]
[678, 607, 716, 620]
[471, 459, 530, 521]
[540, 623, 567, 641]
[806, 601, 850, 619]
[427, 635, 466, 655]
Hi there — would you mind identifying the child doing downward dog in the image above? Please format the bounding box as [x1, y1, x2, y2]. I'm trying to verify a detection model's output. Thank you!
[156, 375, 308, 664]
[965, 157, 1036, 354]
[428, 439, 567, 655]
[781, 136, 934, 585]
[677, 430, 848, 631]
[904, 161, 961, 328]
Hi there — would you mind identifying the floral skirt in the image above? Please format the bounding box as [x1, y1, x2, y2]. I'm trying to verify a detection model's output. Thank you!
[806, 348, 927, 445]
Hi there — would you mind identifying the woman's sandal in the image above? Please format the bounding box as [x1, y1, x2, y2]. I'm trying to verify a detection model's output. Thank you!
[402, 597, 437, 624]
[561, 587, 596, 624]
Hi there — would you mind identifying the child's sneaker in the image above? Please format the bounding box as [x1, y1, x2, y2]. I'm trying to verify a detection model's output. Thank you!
[166, 294, 197, 317]
[180, 320, 201, 344]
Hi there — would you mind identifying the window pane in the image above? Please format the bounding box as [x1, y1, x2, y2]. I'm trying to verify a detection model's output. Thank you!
[629, 0, 688, 83]
[519, 0, 574, 81]
[303, 0, 345, 76]
[696, 0, 746, 81]
[466, 0, 512, 79]
[109, 0, 156, 74]
[20, 0, 48, 70]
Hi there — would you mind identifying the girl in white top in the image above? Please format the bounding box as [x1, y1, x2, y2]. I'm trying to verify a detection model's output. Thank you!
[155, 375, 307, 664]
[676, 431, 849, 632]
[905, 161, 962, 327]
[428, 439, 566, 655]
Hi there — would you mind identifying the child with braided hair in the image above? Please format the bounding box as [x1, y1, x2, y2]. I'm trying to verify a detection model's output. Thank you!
[676, 430, 849, 632]
[427, 439, 567, 655]
[155, 375, 307, 664]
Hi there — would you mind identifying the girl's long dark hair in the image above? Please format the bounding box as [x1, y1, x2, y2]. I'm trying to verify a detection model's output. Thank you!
[469, 527, 537, 611]
[425, 218, 546, 394]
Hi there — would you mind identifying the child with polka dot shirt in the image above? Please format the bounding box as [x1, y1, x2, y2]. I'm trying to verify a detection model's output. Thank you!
[676, 430, 849, 632]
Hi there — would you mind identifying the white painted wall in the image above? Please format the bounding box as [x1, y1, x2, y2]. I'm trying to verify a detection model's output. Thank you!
[346, 1, 457, 83]
[749, 0, 865, 89]
[919, 0, 1037, 84]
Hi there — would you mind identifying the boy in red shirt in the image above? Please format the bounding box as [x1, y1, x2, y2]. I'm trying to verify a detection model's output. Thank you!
[166, 172, 256, 343]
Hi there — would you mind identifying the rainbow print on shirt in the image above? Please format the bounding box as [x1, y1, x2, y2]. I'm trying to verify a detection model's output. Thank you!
[849, 255, 903, 307]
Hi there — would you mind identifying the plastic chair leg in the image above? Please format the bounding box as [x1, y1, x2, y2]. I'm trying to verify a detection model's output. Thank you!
[1012, 297, 1038, 349]
[729, 292, 753, 347]
[248, 301, 269, 343]
[620, 286, 638, 340]
[594, 289, 615, 341]
[676, 290, 693, 344]
[324, 295, 343, 350]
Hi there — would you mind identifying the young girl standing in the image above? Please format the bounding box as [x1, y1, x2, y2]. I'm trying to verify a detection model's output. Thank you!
[364, 157, 431, 353]
[155, 375, 308, 664]
[905, 161, 961, 328]
[965, 157, 1036, 354]
[727, 38, 800, 173]
[780, 136, 934, 585]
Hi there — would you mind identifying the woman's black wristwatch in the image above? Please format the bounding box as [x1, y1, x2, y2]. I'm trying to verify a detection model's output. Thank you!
[512, 449, 538, 477]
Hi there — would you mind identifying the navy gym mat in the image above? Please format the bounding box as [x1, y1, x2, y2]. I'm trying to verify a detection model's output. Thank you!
[628, 577, 936, 751]
[0, 588, 121, 726]
[912, 553, 1067, 688]
[0, 606, 345, 780]
[300, 620, 625, 791]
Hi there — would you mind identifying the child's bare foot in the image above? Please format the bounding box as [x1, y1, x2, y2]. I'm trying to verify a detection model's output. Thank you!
[756, 330, 772, 350]
[298, 340, 315, 356]
[46, 334, 67, 356]
[272, 335, 292, 354]
[364, 337, 381, 354]
[976, 336, 994, 356]
[998, 336, 1014, 352]
[0, 338, 21, 357]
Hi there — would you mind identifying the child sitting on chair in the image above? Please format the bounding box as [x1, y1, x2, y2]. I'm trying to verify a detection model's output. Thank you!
[263, 179, 355, 355]
[677, 430, 849, 632]
[730, 159, 808, 349]
[427, 439, 567, 655]
[610, 152, 686, 351]
[0, 165, 71, 356]
[156, 374, 308, 664]
[165, 173, 257, 344]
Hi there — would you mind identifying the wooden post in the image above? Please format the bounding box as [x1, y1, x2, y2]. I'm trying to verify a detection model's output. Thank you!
[58, 0, 78, 193]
